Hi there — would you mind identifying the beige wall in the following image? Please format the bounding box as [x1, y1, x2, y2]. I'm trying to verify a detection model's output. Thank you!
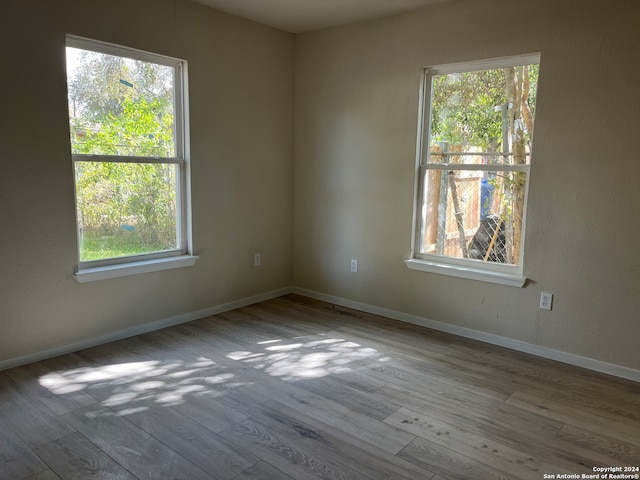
[0, 0, 293, 361]
[1, 0, 639, 374]
[292, 0, 640, 370]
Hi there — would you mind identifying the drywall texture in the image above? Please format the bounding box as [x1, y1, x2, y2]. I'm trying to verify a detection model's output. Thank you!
[293, 0, 640, 370]
[0, 0, 293, 361]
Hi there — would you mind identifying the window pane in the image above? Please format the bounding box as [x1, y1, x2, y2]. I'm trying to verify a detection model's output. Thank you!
[428, 64, 538, 165]
[66, 47, 175, 157]
[75, 162, 179, 262]
[420, 169, 527, 266]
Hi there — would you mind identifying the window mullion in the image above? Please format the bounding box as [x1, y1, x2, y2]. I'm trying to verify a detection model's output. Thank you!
[424, 163, 530, 172]
[72, 154, 182, 165]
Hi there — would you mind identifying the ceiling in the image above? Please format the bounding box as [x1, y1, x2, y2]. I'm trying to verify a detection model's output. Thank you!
[189, 0, 451, 33]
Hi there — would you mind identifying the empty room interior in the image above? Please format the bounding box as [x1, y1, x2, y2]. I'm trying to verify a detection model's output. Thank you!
[1, 0, 639, 479]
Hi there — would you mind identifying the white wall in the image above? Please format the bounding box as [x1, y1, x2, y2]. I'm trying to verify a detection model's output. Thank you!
[0, 0, 293, 362]
[292, 0, 640, 370]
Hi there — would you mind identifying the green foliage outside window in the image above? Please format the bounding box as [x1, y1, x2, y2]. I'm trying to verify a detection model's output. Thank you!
[67, 47, 179, 262]
[430, 65, 538, 152]
[422, 62, 539, 265]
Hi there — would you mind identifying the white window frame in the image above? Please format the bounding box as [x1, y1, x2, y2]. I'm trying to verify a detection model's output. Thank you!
[66, 35, 197, 282]
[406, 54, 540, 287]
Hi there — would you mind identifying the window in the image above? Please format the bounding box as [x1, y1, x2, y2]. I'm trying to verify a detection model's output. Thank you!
[407, 55, 540, 286]
[66, 36, 195, 280]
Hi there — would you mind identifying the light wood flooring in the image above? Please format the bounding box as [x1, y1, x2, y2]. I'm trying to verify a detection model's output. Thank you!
[1, 294, 639, 480]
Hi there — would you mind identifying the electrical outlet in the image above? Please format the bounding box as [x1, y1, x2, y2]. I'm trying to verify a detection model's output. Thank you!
[350, 259, 358, 273]
[540, 291, 553, 311]
[254, 253, 261, 267]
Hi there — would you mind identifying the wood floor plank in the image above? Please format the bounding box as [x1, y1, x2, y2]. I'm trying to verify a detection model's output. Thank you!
[171, 322, 252, 354]
[398, 436, 516, 480]
[293, 375, 400, 420]
[0, 294, 638, 479]
[505, 390, 640, 446]
[386, 406, 589, 480]
[171, 392, 248, 433]
[73, 337, 152, 369]
[33, 432, 136, 480]
[364, 356, 512, 402]
[324, 365, 388, 394]
[378, 378, 563, 443]
[21, 471, 62, 480]
[0, 416, 49, 480]
[282, 296, 630, 403]
[301, 314, 514, 401]
[523, 380, 640, 424]
[551, 424, 640, 468]
[0, 373, 75, 448]
[560, 423, 640, 459]
[203, 310, 287, 346]
[332, 322, 497, 380]
[341, 357, 562, 444]
[62, 405, 215, 480]
[222, 306, 330, 342]
[244, 372, 417, 454]
[489, 355, 640, 408]
[281, 296, 508, 366]
[379, 383, 602, 474]
[230, 461, 296, 480]
[4, 355, 98, 416]
[124, 403, 258, 480]
[140, 319, 417, 456]
[488, 363, 640, 418]
[224, 418, 377, 480]
[71, 337, 237, 409]
[216, 385, 436, 480]
[243, 301, 335, 336]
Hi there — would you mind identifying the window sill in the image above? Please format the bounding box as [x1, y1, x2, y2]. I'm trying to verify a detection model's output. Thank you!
[405, 258, 526, 287]
[75, 255, 199, 283]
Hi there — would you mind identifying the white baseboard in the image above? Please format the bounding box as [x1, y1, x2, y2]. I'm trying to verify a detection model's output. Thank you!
[0, 287, 293, 372]
[3, 285, 639, 383]
[291, 287, 640, 383]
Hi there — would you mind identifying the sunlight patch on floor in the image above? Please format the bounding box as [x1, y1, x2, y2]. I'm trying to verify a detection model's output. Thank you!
[227, 337, 383, 381]
[38, 356, 240, 413]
